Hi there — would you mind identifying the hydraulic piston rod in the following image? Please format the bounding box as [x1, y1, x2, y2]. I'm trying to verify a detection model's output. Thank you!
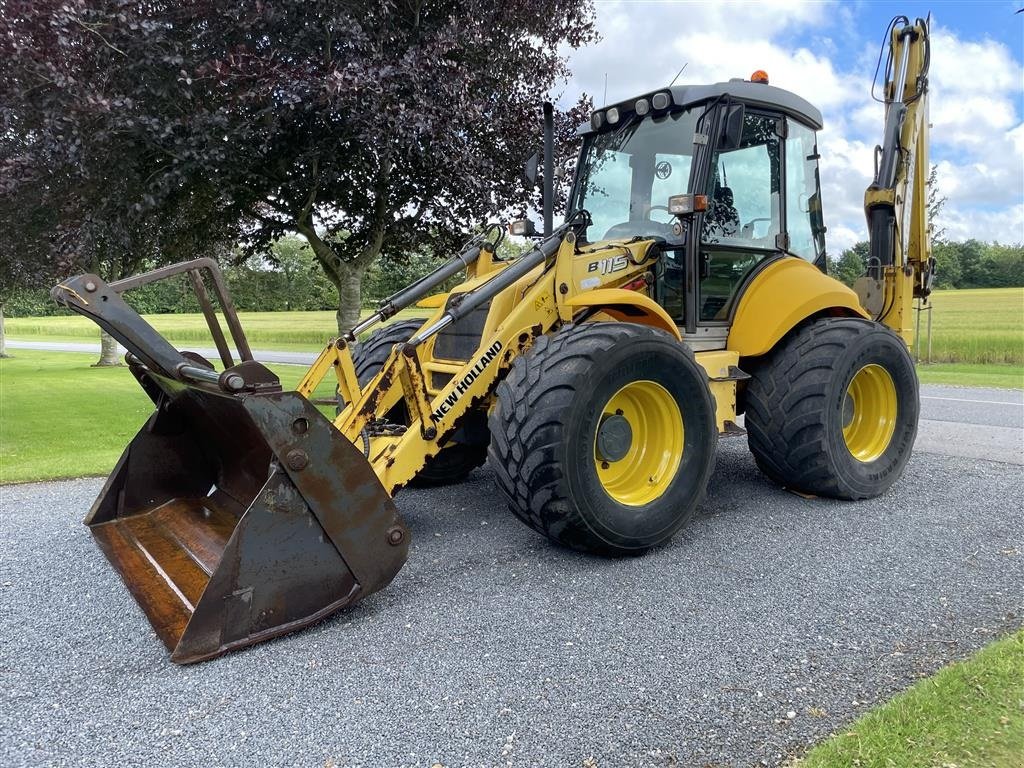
[345, 226, 502, 341]
[407, 228, 565, 346]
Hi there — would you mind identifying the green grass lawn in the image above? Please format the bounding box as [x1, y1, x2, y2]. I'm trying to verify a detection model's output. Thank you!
[793, 629, 1024, 767]
[916, 362, 1024, 389]
[0, 350, 334, 484]
[6, 306, 431, 349]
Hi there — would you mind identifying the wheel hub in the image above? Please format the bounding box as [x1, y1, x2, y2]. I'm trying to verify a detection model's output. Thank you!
[596, 414, 633, 462]
[842, 363, 898, 462]
[593, 380, 684, 507]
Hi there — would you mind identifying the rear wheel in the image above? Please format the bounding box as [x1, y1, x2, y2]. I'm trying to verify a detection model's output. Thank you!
[744, 317, 919, 499]
[489, 323, 717, 555]
[349, 319, 487, 486]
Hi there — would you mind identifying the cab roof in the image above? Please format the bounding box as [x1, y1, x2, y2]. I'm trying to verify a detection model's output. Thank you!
[578, 80, 823, 135]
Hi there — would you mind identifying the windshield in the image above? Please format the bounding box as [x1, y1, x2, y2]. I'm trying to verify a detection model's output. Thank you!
[572, 108, 700, 242]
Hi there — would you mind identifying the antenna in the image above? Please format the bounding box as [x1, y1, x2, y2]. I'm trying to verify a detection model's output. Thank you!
[603, 73, 608, 105]
[669, 62, 689, 87]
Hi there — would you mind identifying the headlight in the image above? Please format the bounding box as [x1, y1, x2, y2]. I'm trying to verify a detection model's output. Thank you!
[634, 98, 650, 116]
[606, 106, 620, 125]
[591, 111, 604, 131]
[667, 194, 708, 215]
[652, 91, 671, 110]
[509, 219, 537, 236]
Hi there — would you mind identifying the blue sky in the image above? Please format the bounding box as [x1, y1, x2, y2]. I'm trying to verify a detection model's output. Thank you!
[558, 1, 1024, 249]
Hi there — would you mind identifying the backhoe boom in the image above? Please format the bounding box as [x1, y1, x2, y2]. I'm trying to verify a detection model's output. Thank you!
[860, 15, 933, 345]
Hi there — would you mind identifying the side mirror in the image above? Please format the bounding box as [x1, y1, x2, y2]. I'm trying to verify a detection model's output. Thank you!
[555, 157, 575, 182]
[719, 104, 745, 150]
[523, 152, 540, 188]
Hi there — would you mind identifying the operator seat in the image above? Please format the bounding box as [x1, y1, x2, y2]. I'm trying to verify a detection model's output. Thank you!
[702, 183, 740, 242]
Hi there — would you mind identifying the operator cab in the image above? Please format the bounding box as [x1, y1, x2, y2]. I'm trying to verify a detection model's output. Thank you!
[568, 75, 828, 344]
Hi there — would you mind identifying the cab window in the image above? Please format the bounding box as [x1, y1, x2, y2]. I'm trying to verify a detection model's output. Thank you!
[698, 112, 782, 322]
[575, 108, 700, 242]
[785, 121, 826, 263]
[702, 113, 782, 246]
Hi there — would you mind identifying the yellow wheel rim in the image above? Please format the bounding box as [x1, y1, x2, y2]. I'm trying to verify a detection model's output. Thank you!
[842, 364, 898, 462]
[593, 380, 684, 506]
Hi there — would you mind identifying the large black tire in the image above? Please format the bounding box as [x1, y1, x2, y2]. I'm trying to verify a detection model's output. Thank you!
[744, 317, 919, 499]
[349, 319, 487, 486]
[488, 323, 717, 555]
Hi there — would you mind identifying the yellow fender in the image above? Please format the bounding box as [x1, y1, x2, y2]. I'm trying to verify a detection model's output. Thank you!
[728, 258, 868, 357]
[565, 289, 682, 340]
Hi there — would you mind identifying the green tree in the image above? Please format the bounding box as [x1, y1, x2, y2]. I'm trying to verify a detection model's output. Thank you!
[955, 239, 989, 288]
[978, 243, 1024, 287]
[831, 241, 869, 287]
[925, 164, 947, 243]
[1, 1, 597, 334]
[931, 241, 962, 288]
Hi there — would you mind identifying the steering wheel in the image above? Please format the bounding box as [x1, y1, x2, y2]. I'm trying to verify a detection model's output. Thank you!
[647, 205, 675, 225]
[599, 206, 676, 240]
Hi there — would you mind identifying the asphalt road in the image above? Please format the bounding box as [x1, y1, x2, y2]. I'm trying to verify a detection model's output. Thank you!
[2, 410, 1022, 767]
[2, 342, 1022, 766]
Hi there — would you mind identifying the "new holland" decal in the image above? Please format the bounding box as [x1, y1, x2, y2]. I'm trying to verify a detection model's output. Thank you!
[431, 340, 504, 422]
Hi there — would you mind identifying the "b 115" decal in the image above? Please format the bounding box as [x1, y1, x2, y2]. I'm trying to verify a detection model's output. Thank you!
[586, 255, 629, 275]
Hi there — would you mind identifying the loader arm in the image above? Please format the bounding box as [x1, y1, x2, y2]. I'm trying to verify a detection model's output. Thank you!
[859, 15, 933, 345]
[310, 222, 651, 493]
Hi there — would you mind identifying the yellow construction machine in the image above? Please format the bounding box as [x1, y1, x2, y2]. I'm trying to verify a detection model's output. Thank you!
[53, 16, 933, 663]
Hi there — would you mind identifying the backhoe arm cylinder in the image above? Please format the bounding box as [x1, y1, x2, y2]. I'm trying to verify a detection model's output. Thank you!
[866, 23, 917, 275]
[409, 232, 563, 345]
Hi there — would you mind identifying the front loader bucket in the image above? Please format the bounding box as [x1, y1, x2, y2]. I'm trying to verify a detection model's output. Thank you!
[87, 381, 409, 664]
[51, 265, 408, 664]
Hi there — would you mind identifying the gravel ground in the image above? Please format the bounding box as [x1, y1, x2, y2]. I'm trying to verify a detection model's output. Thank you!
[1, 440, 1022, 768]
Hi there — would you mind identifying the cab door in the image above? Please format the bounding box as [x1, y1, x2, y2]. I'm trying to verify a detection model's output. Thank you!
[694, 111, 785, 341]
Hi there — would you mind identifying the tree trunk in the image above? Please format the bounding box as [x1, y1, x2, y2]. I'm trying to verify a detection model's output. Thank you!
[0, 304, 8, 358]
[297, 224, 376, 335]
[93, 330, 122, 367]
[334, 261, 367, 332]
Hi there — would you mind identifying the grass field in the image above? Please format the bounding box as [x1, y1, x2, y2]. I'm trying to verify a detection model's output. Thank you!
[916, 362, 1023, 389]
[8, 287, 1022, 371]
[0, 351, 336, 484]
[793, 629, 1024, 767]
[5, 306, 431, 349]
[914, 287, 1023, 365]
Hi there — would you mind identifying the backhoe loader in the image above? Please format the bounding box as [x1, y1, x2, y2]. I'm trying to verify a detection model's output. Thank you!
[53, 16, 933, 663]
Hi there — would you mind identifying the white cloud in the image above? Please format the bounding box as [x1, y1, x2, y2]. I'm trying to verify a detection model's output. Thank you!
[559, 2, 1023, 249]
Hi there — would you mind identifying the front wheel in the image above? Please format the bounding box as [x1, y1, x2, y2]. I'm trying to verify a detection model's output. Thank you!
[744, 317, 919, 499]
[488, 323, 717, 555]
